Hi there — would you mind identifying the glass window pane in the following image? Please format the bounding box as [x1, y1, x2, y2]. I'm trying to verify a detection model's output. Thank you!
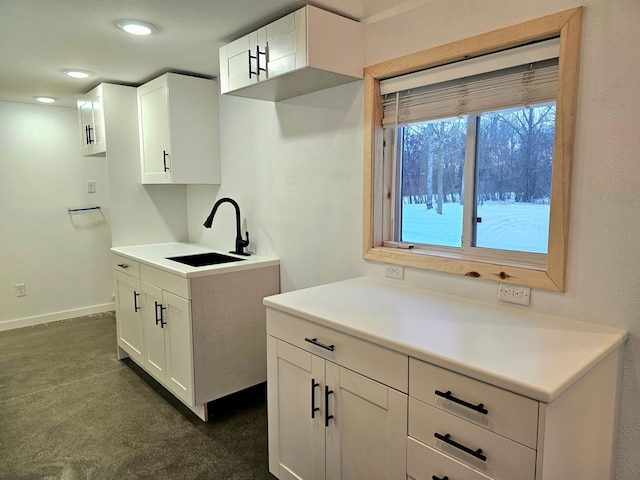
[399, 117, 467, 248]
[474, 104, 555, 254]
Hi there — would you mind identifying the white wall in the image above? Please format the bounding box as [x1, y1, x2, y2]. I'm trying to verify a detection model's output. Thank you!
[188, 1, 640, 477]
[0, 101, 114, 329]
[101, 84, 188, 248]
[187, 84, 365, 292]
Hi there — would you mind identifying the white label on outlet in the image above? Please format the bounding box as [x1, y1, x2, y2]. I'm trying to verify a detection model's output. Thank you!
[498, 283, 531, 306]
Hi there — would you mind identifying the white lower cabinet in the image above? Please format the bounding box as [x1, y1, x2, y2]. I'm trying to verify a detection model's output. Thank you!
[267, 311, 408, 480]
[113, 252, 280, 420]
[264, 278, 626, 480]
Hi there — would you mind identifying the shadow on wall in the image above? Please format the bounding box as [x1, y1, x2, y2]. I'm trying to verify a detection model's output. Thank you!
[142, 184, 189, 241]
[274, 80, 363, 138]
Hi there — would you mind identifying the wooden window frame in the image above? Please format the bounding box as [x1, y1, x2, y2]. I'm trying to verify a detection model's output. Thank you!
[363, 8, 582, 292]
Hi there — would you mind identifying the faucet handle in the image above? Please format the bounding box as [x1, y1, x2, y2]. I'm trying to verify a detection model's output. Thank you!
[234, 231, 250, 256]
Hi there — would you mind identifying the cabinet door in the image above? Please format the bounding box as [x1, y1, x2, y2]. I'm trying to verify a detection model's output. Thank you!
[78, 99, 94, 155]
[325, 363, 408, 480]
[267, 337, 326, 480]
[77, 87, 106, 156]
[220, 31, 260, 93]
[141, 281, 166, 383]
[114, 271, 144, 365]
[138, 80, 171, 183]
[264, 8, 306, 79]
[90, 89, 106, 155]
[163, 291, 194, 405]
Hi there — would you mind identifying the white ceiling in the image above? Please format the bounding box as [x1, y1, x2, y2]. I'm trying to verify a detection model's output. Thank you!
[0, 0, 413, 108]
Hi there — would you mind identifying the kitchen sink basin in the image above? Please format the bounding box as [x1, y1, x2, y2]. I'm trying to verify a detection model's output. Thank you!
[166, 252, 246, 267]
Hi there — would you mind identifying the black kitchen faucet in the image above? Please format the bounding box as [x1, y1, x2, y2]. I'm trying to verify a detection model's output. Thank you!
[203, 197, 250, 256]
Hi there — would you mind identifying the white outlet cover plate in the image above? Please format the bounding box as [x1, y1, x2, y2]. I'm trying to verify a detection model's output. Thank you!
[498, 283, 531, 306]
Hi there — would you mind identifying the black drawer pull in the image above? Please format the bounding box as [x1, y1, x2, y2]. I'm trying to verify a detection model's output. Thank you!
[434, 432, 487, 461]
[311, 379, 320, 419]
[435, 390, 488, 415]
[432, 476, 449, 480]
[117, 263, 129, 269]
[305, 337, 335, 352]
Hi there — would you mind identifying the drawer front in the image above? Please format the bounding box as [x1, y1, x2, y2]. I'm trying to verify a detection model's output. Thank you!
[410, 358, 538, 449]
[409, 398, 536, 480]
[408, 436, 492, 480]
[140, 264, 189, 299]
[112, 254, 140, 278]
[266, 308, 408, 393]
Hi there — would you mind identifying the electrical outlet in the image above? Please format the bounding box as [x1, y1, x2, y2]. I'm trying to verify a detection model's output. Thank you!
[87, 180, 96, 193]
[15, 283, 26, 297]
[384, 264, 404, 280]
[498, 283, 531, 306]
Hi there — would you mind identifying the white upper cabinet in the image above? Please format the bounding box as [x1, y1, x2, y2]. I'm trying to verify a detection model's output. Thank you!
[77, 84, 106, 156]
[219, 5, 364, 101]
[137, 73, 220, 184]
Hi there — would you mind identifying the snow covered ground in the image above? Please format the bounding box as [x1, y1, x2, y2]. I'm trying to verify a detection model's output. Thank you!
[401, 201, 549, 253]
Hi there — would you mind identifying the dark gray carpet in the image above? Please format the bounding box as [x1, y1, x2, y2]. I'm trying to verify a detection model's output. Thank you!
[0, 314, 275, 480]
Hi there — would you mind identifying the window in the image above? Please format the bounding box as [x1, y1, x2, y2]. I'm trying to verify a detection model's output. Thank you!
[363, 8, 583, 291]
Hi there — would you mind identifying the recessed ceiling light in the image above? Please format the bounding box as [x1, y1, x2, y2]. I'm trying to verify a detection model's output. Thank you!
[117, 20, 156, 36]
[63, 69, 93, 79]
[35, 96, 57, 103]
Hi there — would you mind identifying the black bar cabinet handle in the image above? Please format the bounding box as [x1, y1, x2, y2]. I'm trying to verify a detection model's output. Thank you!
[117, 263, 129, 269]
[154, 301, 161, 325]
[133, 291, 140, 312]
[248, 49, 258, 78]
[432, 476, 449, 480]
[256, 46, 266, 74]
[435, 389, 488, 415]
[311, 379, 320, 419]
[155, 301, 167, 327]
[85, 125, 94, 144]
[325, 385, 334, 427]
[434, 432, 487, 462]
[159, 305, 166, 328]
[163, 150, 170, 172]
[305, 337, 335, 352]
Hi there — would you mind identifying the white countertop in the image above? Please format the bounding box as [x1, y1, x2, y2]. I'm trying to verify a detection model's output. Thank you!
[112, 242, 279, 278]
[263, 277, 627, 402]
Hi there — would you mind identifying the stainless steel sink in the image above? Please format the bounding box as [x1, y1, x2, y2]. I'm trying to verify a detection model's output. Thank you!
[166, 252, 246, 267]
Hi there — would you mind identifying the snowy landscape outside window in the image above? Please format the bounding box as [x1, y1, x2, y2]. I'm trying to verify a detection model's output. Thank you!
[394, 102, 556, 259]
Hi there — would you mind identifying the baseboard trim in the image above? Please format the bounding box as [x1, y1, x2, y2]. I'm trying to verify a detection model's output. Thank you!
[0, 303, 116, 332]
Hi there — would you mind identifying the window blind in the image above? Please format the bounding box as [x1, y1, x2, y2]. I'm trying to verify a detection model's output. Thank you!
[381, 38, 560, 127]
